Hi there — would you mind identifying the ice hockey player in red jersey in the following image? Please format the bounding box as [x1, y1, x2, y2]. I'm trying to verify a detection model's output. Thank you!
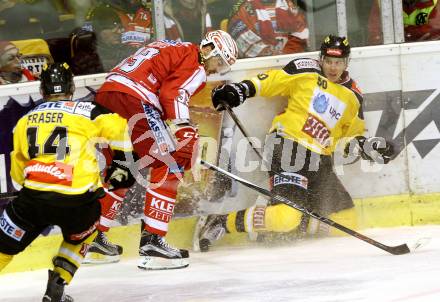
[95, 30, 238, 270]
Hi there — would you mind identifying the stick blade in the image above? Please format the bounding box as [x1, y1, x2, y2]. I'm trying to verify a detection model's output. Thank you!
[389, 243, 411, 255]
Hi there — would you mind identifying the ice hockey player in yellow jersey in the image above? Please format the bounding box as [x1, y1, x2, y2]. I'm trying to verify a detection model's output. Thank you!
[198, 35, 395, 251]
[0, 63, 135, 301]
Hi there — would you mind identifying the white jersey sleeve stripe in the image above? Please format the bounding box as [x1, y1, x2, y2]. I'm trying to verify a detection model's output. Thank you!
[180, 66, 206, 96]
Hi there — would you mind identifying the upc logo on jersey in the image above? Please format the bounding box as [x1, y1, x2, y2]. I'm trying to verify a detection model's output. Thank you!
[74, 102, 95, 117]
[310, 88, 346, 128]
[273, 172, 308, 189]
[313, 94, 329, 113]
[0, 211, 26, 241]
[24, 160, 73, 186]
[302, 113, 331, 147]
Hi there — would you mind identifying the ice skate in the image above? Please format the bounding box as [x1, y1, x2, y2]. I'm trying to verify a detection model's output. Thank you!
[42, 270, 73, 302]
[138, 231, 189, 270]
[198, 215, 227, 252]
[83, 231, 122, 264]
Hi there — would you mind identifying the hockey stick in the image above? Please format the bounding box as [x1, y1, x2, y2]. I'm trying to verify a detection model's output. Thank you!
[223, 103, 314, 183]
[223, 103, 264, 161]
[0, 192, 18, 199]
[222, 103, 310, 235]
[200, 159, 411, 255]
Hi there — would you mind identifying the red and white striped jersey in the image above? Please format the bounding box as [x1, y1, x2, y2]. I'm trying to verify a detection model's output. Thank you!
[98, 40, 207, 120]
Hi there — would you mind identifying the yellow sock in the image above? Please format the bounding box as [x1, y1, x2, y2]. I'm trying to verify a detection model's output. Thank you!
[226, 212, 238, 233]
[226, 204, 302, 234]
[264, 204, 302, 233]
[225, 207, 261, 233]
[54, 231, 98, 284]
[307, 207, 357, 237]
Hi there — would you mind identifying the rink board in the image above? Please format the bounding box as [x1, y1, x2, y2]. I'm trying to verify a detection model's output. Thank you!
[2, 41, 440, 274]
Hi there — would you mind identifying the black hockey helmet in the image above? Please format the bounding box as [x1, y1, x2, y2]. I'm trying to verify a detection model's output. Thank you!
[40, 62, 74, 97]
[320, 35, 350, 58]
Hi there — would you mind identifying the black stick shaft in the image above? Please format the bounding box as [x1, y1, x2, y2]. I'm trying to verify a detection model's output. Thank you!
[0, 192, 18, 199]
[224, 103, 306, 184]
[224, 104, 264, 161]
[201, 160, 410, 255]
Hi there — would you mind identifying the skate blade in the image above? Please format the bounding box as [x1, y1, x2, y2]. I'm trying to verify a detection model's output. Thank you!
[137, 256, 189, 270]
[82, 252, 120, 264]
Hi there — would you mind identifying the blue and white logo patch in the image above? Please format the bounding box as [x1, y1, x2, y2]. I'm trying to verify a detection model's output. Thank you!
[142, 103, 176, 155]
[273, 172, 308, 189]
[309, 88, 346, 128]
[0, 211, 26, 241]
[313, 93, 329, 114]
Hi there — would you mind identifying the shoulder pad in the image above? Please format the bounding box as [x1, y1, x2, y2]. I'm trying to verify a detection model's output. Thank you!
[283, 58, 321, 75]
[342, 78, 363, 101]
[342, 78, 364, 119]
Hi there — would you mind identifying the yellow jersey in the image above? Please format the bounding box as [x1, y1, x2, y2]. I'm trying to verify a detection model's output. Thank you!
[10, 100, 132, 195]
[250, 58, 365, 155]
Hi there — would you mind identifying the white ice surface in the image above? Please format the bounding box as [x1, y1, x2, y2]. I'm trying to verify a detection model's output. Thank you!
[1, 226, 440, 302]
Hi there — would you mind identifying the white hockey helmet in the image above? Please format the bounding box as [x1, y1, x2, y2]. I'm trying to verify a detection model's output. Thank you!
[200, 30, 238, 75]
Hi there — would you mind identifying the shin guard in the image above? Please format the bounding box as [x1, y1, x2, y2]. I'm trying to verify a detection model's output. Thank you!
[143, 166, 179, 236]
[54, 230, 98, 284]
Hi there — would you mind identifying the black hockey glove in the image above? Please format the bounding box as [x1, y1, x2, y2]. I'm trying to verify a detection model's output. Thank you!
[104, 151, 136, 190]
[345, 136, 394, 164]
[211, 83, 247, 111]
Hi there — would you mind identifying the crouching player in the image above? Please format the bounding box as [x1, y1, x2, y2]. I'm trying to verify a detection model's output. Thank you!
[198, 36, 394, 251]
